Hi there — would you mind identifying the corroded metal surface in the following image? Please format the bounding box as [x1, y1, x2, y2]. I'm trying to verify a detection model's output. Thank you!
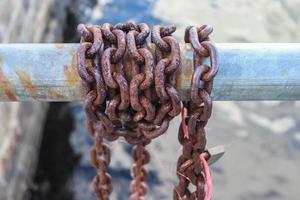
[1, 43, 300, 101]
[0, 43, 81, 101]
[77, 22, 182, 200]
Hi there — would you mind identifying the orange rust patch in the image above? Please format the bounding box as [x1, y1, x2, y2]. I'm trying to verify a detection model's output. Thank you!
[64, 52, 81, 88]
[177, 57, 193, 100]
[177, 57, 193, 85]
[55, 43, 65, 49]
[47, 90, 67, 100]
[182, 58, 193, 76]
[0, 68, 17, 101]
[85, 59, 93, 67]
[14, 68, 37, 97]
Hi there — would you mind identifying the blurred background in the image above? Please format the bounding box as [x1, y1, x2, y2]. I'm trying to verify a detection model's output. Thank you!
[0, 0, 300, 200]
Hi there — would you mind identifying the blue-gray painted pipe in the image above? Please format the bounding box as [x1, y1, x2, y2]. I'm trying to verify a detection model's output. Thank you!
[0, 43, 299, 101]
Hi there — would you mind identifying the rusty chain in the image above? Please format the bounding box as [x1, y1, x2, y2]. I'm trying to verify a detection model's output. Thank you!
[173, 25, 218, 200]
[77, 22, 218, 200]
[77, 24, 113, 199]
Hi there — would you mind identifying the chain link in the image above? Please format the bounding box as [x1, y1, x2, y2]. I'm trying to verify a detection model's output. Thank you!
[174, 25, 218, 200]
[130, 144, 150, 200]
[77, 24, 114, 199]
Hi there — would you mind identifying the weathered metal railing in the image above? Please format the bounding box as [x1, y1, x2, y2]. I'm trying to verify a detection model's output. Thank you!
[0, 43, 300, 101]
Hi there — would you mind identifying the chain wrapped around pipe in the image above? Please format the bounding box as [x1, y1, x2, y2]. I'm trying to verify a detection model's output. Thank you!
[77, 22, 182, 200]
[115, 21, 152, 199]
[173, 25, 218, 200]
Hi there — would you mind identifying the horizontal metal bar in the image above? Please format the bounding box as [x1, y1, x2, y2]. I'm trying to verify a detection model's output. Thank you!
[0, 43, 300, 101]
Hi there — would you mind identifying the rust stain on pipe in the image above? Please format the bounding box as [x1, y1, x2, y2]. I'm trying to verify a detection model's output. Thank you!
[64, 52, 81, 88]
[47, 89, 67, 100]
[0, 67, 17, 101]
[177, 56, 193, 98]
[14, 68, 37, 97]
[55, 43, 65, 49]
[180, 57, 193, 79]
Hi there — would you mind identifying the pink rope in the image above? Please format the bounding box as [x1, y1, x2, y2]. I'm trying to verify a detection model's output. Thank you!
[181, 107, 189, 139]
[199, 154, 212, 200]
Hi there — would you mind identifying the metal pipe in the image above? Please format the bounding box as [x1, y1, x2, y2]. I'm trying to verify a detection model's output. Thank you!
[0, 43, 300, 101]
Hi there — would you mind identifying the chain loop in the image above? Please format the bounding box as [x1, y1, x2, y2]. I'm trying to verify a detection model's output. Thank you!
[77, 22, 218, 200]
[78, 22, 182, 200]
[151, 25, 176, 51]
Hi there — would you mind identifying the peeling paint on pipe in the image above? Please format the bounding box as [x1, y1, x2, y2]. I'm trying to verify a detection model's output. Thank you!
[0, 43, 300, 101]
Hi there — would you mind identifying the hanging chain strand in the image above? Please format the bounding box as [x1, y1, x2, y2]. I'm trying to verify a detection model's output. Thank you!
[130, 144, 150, 200]
[174, 25, 218, 200]
[77, 24, 113, 199]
